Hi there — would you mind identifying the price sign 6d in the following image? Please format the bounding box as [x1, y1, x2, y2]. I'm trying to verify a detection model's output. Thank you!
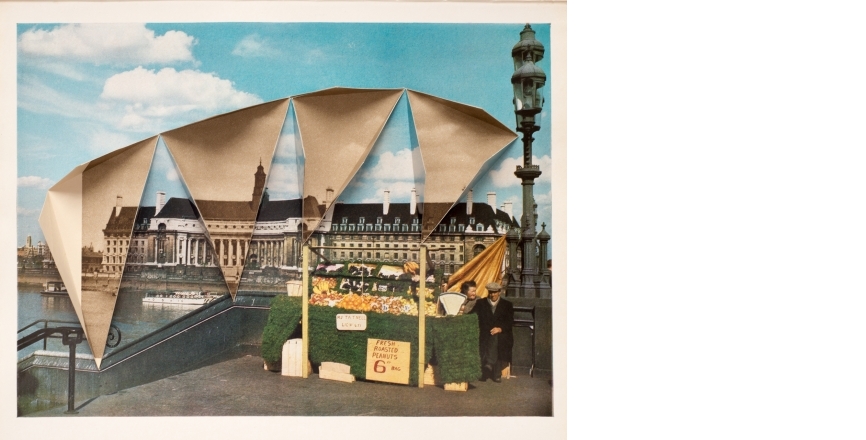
[365, 338, 411, 385]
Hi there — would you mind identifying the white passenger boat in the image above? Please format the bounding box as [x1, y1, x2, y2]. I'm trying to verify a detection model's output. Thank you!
[41, 281, 68, 296]
[142, 291, 218, 305]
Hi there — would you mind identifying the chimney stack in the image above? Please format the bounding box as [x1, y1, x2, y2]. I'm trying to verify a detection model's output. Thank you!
[155, 191, 166, 215]
[383, 190, 390, 215]
[410, 188, 417, 215]
[325, 187, 334, 206]
[466, 190, 473, 215]
[503, 201, 513, 217]
[115, 195, 123, 216]
[487, 192, 496, 209]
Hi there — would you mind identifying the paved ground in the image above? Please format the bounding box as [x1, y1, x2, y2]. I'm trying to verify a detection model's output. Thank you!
[27, 354, 553, 417]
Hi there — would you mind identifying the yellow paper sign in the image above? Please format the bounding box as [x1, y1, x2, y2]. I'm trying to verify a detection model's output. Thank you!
[365, 338, 411, 384]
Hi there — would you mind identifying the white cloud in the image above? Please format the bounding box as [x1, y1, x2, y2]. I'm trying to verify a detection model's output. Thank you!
[101, 67, 262, 131]
[17, 176, 54, 189]
[274, 133, 299, 158]
[166, 167, 179, 182]
[18, 24, 195, 65]
[85, 128, 136, 155]
[359, 181, 420, 204]
[488, 154, 552, 187]
[358, 148, 419, 182]
[264, 163, 302, 200]
[18, 75, 99, 120]
[17, 206, 42, 216]
[232, 34, 281, 58]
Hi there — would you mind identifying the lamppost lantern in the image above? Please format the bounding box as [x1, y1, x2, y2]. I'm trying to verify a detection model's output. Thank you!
[511, 24, 545, 69]
[511, 52, 546, 126]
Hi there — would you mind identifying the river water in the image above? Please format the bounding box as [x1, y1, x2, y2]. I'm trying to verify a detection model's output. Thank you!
[17, 287, 226, 360]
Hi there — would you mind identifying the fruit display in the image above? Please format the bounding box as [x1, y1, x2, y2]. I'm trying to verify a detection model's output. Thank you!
[312, 276, 337, 294]
[306, 258, 449, 317]
[309, 287, 441, 317]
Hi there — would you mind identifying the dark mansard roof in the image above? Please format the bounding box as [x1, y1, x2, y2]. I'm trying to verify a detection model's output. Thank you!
[329, 202, 517, 233]
[130, 197, 515, 231]
[256, 199, 302, 221]
[103, 206, 139, 235]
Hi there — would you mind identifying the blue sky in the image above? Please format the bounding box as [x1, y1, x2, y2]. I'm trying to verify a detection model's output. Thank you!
[17, 23, 552, 247]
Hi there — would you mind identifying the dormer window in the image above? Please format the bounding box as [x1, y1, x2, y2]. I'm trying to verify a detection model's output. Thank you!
[342, 217, 348, 224]
[395, 217, 401, 224]
[450, 217, 456, 225]
[359, 217, 365, 224]
[469, 217, 475, 225]
[377, 217, 383, 224]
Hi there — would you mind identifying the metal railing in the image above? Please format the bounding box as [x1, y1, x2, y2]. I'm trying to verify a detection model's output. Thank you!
[17, 320, 121, 414]
[513, 306, 535, 377]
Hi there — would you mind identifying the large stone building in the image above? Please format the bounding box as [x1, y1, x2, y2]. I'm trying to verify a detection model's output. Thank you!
[105, 165, 517, 281]
[322, 189, 516, 277]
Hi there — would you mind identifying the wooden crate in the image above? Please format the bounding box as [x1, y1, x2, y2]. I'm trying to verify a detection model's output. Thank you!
[444, 382, 468, 392]
[319, 361, 355, 383]
[281, 339, 303, 377]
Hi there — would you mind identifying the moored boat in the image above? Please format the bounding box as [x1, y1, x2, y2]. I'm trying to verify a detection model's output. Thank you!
[41, 281, 68, 296]
[142, 291, 219, 305]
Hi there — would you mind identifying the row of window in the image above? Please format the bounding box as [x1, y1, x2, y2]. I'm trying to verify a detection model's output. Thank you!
[332, 223, 418, 232]
[339, 216, 478, 226]
[335, 251, 464, 263]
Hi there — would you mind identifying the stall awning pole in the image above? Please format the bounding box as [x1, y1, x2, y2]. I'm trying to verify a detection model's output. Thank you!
[418, 244, 426, 388]
[302, 244, 310, 379]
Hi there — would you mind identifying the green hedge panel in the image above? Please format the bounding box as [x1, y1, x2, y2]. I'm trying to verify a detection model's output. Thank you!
[261, 296, 482, 385]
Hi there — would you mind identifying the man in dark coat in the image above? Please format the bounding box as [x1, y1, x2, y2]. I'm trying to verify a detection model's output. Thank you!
[470, 282, 513, 383]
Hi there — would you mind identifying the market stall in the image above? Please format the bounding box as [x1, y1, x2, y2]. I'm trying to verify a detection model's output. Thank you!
[261, 245, 481, 388]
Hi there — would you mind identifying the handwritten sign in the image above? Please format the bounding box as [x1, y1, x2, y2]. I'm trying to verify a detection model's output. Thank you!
[336, 314, 367, 331]
[365, 338, 411, 384]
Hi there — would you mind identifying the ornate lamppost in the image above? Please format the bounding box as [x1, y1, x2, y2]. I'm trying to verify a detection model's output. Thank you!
[507, 24, 551, 299]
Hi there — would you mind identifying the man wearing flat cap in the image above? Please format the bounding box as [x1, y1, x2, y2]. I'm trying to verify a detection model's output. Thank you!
[470, 282, 514, 383]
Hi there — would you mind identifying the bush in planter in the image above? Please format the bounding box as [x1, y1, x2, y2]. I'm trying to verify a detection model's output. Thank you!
[261, 295, 302, 366]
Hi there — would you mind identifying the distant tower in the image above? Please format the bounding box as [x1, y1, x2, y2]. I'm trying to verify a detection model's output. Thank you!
[26, 235, 32, 248]
[155, 191, 166, 215]
[251, 159, 267, 208]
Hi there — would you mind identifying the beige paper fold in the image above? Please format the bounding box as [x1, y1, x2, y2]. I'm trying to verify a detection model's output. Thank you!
[293, 88, 404, 243]
[161, 99, 290, 298]
[406, 90, 517, 240]
[39, 165, 86, 338]
[80, 136, 158, 366]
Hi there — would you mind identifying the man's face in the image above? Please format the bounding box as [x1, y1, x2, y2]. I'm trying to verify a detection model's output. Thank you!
[488, 290, 500, 301]
[467, 286, 477, 300]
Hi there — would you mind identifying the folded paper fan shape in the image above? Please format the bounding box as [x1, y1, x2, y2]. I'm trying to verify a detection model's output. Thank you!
[161, 99, 290, 298]
[406, 90, 518, 241]
[39, 87, 517, 368]
[40, 136, 158, 367]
